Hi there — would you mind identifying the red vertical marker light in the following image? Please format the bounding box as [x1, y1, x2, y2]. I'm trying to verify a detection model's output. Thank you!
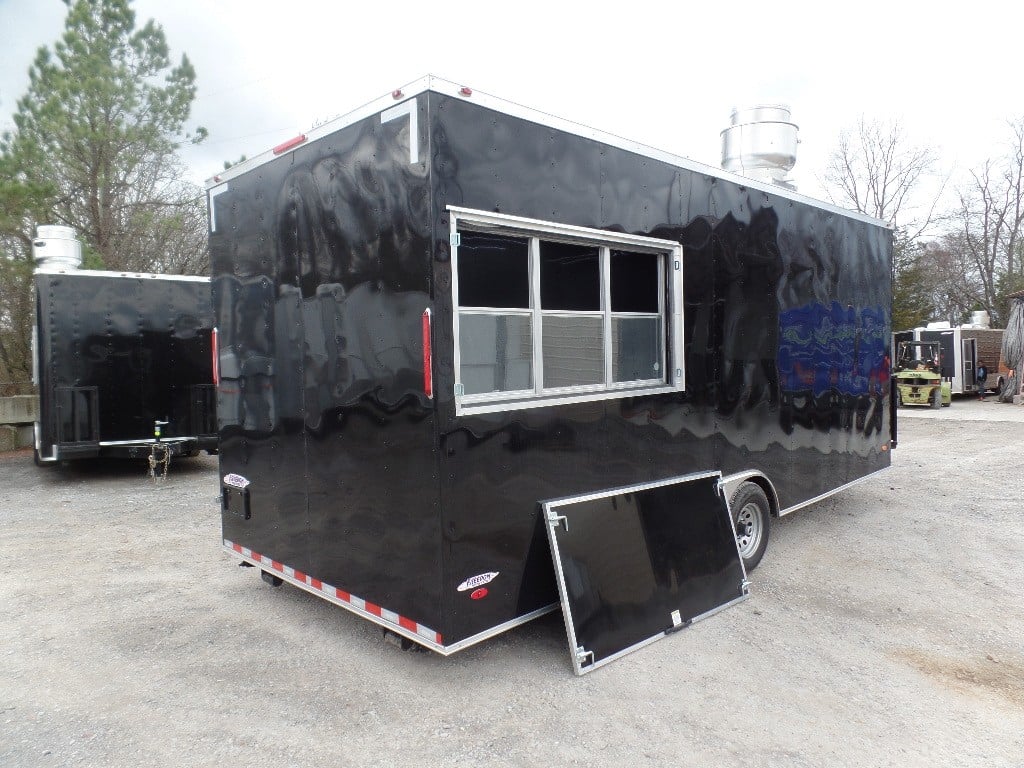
[211, 327, 220, 385]
[422, 308, 433, 399]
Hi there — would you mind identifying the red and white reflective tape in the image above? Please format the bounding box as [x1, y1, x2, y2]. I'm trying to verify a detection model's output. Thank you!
[224, 539, 443, 646]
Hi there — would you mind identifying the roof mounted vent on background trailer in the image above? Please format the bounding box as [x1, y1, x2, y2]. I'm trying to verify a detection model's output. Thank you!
[720, 105, 799, 190]
[33, 225, 82, 271]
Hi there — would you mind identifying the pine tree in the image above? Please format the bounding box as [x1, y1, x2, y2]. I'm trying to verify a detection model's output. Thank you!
[0, 0, 207, 389]
[0, 0, 206, 270]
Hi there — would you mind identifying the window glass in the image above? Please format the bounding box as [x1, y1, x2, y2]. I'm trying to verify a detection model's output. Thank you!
[610, 250, 659, 313]
[542, 316, 604, 388]
[451, 209, 679, 412]
[612, 317, 661, 382]
[458, 313, 533, 395]
[457, 231, 530, 309]
[540, 241, 600, 311]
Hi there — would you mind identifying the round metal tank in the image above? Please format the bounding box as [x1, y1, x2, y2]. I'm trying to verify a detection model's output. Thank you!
[32, 225, 82, 270]
[970, 310, 991, 328]
[721, 105, 799, 185]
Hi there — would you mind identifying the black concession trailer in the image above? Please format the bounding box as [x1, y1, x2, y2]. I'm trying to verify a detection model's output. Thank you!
[33, 239, 217, 465]
[207, 77, 894, 673]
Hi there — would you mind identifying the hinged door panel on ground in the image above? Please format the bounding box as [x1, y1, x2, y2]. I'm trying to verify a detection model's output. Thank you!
[544, 472, 749, 675]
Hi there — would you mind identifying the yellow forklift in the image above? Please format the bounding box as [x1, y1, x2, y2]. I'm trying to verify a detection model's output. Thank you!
[893, 340, 952, 408]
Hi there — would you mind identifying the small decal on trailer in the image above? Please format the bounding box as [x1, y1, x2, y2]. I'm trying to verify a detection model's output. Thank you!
[223, 473, 250, 489]
[457, 572, 499, 592]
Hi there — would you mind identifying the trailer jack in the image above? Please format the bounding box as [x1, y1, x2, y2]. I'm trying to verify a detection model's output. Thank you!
[261, 571, 283, 587]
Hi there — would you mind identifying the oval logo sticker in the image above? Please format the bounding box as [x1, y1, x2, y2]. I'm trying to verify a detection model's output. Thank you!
[457, 572, 498, 592]
[223, 473, 250, 489]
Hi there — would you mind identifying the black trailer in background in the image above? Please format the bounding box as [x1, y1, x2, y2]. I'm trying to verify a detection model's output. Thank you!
[33, 269, 217, 464]
[208, 77, 894, 667]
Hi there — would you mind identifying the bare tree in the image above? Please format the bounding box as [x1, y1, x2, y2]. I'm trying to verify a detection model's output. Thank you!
[918, 237, 979, 325]
[948, 120, 1024, 326]
[824, 117, 946, 260]
[823, 116, 947, 331]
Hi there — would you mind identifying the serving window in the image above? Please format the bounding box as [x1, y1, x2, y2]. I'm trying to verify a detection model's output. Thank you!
[450, 207, 683, 415]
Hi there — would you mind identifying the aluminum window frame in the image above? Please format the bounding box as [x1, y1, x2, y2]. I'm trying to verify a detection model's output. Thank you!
[450, 206, 684, 416]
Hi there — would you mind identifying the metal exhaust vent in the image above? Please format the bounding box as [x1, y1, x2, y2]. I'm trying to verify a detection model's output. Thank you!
[721, 105, 799, 190]
[33, 225, 83, 271]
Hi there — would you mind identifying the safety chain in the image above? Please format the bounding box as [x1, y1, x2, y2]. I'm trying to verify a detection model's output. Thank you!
[149, 420, 171, 481]
[148, 443, 171, 481]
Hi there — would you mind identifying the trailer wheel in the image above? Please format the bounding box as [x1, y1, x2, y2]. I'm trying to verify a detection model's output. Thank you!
[383, 628, 428, 653]
[930, 388, 942, 409]
[731, 482, 770, 572]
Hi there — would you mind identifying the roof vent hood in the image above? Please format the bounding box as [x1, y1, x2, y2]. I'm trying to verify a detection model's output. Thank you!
[33, 225, 82, 271]
[721, 105, 799, 190]
[969, 310, 991, 329]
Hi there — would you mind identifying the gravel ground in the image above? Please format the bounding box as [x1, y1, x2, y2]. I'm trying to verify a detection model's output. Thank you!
[1, 398, 1022, 767]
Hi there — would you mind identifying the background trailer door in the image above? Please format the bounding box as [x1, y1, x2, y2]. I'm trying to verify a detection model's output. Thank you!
[33, 231, 217, 464]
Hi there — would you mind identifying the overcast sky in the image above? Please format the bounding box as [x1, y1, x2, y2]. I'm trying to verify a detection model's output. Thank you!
[3, 0, 1024, 212]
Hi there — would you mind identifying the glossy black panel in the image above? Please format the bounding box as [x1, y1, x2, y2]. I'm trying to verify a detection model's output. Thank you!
[34, 273, 216, 458]
[211, 98, 442, 635]
[546, 474, 746, 672]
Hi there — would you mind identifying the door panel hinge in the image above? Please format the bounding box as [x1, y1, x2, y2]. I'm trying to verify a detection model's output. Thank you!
[575, 645, 594, 667]
[547, 512, 569, 532]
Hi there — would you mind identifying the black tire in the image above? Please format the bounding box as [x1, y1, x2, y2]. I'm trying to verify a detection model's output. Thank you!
[383, 628, 428, 653]
[930, 388, 942, 409]
[730, 482, 771, 572]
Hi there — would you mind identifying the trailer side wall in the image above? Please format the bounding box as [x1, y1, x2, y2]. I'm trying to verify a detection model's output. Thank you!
[429, 93, 892, 644]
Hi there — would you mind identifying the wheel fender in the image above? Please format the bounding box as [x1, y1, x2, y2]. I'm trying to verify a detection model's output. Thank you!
[721, 471, 779, 517]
